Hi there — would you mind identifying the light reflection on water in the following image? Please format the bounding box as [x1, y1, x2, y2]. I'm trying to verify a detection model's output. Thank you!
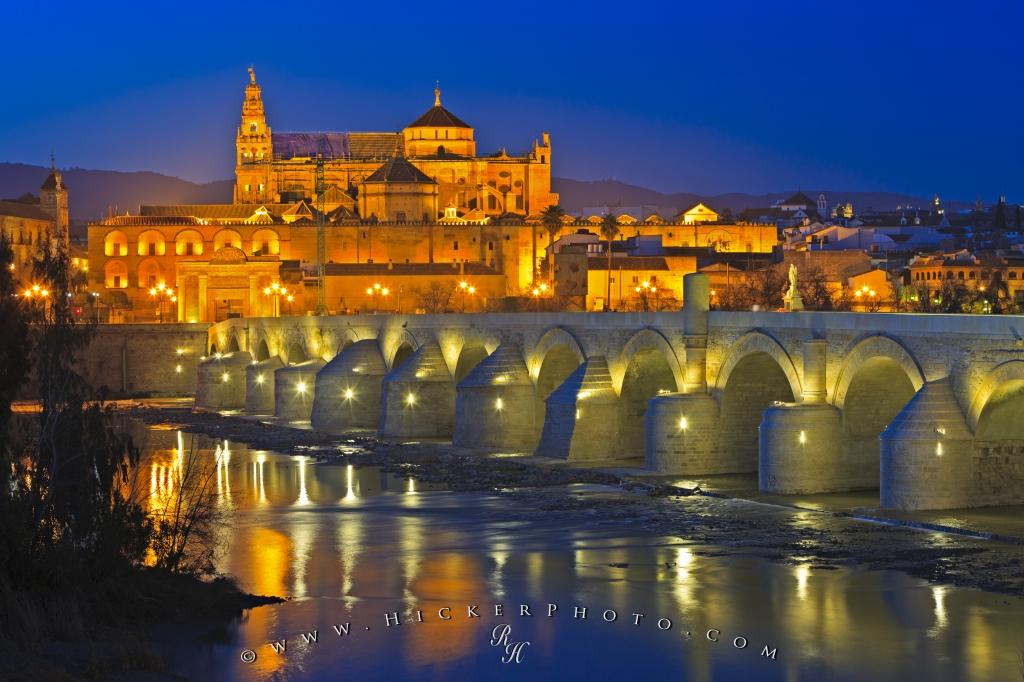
[135, 427, 1024, 682]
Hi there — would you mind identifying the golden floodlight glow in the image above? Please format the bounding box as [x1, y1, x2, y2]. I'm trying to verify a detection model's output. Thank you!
[679, 416, 688, 430]
[468, 286, 476, 294]
[539, 283, 548, 293]
[175, 364, 182, 374]
[799, 430, 806, 444]
[344, 388, 355, 400]
[175, 347, 185, 356]
[297, 380, 308, 394]
[221, 372, 229, 383]
[255, 373, 265, 385]
[495, 397, 504, 410]
[405, 392, 416, 406]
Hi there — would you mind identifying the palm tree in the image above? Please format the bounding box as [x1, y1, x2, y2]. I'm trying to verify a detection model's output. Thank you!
[599, 213, 620, 311]
[539, 204, 567, 279]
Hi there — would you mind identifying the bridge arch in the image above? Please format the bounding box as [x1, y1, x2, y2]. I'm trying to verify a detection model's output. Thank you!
[227, 334, 241, 353]
[617, 328, 683, 459]
[832, 335, 924, 487]
[832, 335, 924, 410]
[714, 331, 801, 400]
[715, 330, 800, 470]
[531, 327, 587, 427]
[969, 360, 1024, 437]
[255, 337, 271, 361]
[386, 329, 420, 371]
[284, 340, 308, 365]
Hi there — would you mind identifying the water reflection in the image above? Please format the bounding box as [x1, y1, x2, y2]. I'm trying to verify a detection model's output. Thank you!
[129, 427, 1024, 682]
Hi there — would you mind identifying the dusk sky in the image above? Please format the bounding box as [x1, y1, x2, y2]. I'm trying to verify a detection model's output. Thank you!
[1, 1, 1020, 201]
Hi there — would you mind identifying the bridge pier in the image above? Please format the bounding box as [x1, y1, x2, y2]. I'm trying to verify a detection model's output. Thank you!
[195, 352, 252, 410]
[310, 340, 387, 434]
[454, 344, 536, 451]
[536, 357, 621, 461]
[380, 341, 455, 438]
[274, 359, 326, 422]
[759, 403, 844, 493]
[246, 357, 283, 414]
[881, 379, 974, 510]
[759, 340, 852, 493]
[646, 392, 721, 473]
[646, 273, 723, 473]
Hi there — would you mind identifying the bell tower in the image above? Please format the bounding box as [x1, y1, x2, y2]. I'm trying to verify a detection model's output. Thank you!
[39, 155, 69, 242]
[235, 67, 273, 203]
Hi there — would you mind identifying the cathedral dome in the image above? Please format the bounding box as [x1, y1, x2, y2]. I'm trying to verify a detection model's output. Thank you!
[407, 86, 471, 129]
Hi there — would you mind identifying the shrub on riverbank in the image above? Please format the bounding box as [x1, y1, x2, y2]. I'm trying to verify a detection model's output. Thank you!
[0, 235, 273, 679]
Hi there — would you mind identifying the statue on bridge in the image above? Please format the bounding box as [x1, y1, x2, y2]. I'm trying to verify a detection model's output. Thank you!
[784, 263, 804, 311]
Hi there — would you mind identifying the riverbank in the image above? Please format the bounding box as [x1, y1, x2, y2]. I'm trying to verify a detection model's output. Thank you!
[0, 553, 282, 681]
[126, 405, 1024, 598]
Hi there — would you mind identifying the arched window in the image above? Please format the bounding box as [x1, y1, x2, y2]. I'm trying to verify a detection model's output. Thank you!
[137, 258, 163, 289]
[137, 230, 166, 256]
[213, 229, 243, 251]
[175, 229, 204, 256]
[250, 228, 280, 255]
[104, 260, 128, 288]
[104, 230, 128, 257]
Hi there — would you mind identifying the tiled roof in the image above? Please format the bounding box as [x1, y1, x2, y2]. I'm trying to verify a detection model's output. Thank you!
[272, 132, 349, 159]
[0, 200, 53, 222]
[140, 204, 294, 220]
[100, 215, 203, 226]
[348, 132, 402, 158]
[40, 170, 64, 191]
[364, 157, 436, 184]
[271, 132, 402, 160]
[407, 105, 471, 129]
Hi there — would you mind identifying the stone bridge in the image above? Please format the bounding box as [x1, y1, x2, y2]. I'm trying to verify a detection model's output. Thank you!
[195, 275, 1024, 511]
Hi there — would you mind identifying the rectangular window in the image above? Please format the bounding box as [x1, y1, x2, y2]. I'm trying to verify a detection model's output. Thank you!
[258, 183, 265, 193]
[186, 243, 194, 256]
[488, 196, 496, 210]
[396, 211, 407, 221]
[113, 275, 121, 288]
[148, 243, 156, 256]
[488, 241, 494, 251]
[453, 240, 459, 251]
[244, 184, 251, 192]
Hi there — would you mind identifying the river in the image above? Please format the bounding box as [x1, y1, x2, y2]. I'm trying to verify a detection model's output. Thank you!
[136, 425, 1024, 681]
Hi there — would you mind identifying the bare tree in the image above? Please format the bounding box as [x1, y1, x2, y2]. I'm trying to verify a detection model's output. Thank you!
[412, 281, 456, 313]
[147, 435, 225, 576]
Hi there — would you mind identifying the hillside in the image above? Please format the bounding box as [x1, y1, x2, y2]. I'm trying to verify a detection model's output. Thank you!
[0, 163, 233, 223]
[550, 178, 946, 214]
[1, 163, 951, 228]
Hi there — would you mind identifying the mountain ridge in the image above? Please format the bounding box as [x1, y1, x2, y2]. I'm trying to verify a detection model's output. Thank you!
[1, 162, 956, 224]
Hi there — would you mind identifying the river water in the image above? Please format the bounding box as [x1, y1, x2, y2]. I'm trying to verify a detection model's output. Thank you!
[138, 426, 1024, 682]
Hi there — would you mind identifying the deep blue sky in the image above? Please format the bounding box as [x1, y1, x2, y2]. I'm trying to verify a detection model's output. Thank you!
[1, 1, 1020, 200]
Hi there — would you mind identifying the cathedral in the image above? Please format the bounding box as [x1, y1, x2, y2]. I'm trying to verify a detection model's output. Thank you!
[84, 69, 776, 323]
[234, 68, 558, 220]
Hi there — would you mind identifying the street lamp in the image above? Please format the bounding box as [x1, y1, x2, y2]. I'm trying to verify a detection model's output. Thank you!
[458, 280, 477, 312]
[853, 284, 877, 311]
[366, 282, 390, 312]
[634, 280, 659, 311]
[262, 280, 290, 317]
[148, 282, 176, 323]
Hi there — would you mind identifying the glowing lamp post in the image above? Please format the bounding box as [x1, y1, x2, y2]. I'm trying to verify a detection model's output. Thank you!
[853, 284, 878, 312]
[262, 280, 291, 317]
[458, 280, 477, 312]
[365, 282, 390, 312]
[634, 280, 659, 311]
[148, 282, 176, 323]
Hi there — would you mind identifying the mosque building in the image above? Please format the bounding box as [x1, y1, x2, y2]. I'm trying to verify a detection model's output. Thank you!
[85, 69, 776, 322]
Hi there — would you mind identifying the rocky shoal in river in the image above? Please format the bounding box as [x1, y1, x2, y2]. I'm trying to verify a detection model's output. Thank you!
[125, 405, 1024, 598]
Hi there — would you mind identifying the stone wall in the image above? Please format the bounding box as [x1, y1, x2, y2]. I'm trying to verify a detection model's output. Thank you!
[19, 323, 209, 399]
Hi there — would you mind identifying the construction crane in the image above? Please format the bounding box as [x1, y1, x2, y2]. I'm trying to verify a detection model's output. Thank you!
[315, 154, 326, 315]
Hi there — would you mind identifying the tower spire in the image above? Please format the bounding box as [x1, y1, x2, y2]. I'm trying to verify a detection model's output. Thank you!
[248, 66, 256, 85]
[434, 81, 441, 107]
